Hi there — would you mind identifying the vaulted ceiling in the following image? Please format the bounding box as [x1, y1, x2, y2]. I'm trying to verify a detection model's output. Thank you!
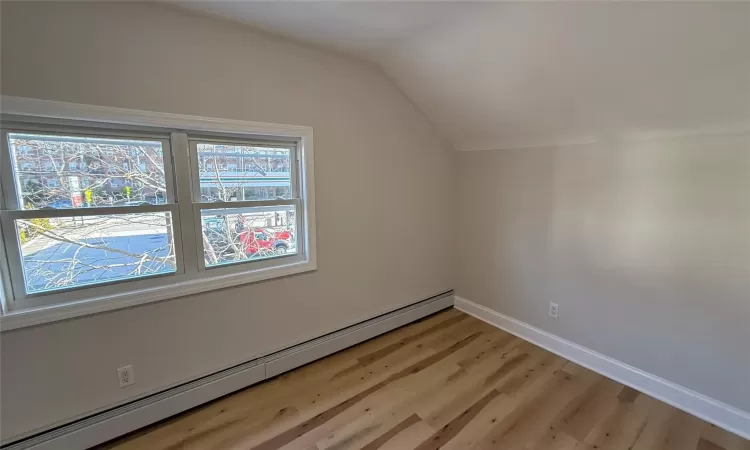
[178, 1, 750, 151]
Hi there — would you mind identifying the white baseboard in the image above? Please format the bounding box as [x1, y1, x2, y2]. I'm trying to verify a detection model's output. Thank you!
[454, 296, 750, 440]
[4, 292, 454, 450]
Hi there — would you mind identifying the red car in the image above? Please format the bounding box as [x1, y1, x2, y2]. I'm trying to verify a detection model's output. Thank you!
[239, 227, 292, 256]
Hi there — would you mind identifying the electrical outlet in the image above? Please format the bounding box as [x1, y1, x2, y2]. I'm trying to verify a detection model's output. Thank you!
[117, 365, 135, 388]
[549, 302, 559, 319]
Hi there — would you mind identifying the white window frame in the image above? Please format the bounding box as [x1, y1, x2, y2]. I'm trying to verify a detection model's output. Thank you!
[0, 96, 317, 330]
[189, 136, 303, 272]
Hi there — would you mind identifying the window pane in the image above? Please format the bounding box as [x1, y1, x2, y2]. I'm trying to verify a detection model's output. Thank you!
[15, 212, 176, 294]
[200, 205, 297, 267]
[197, 143, 292, 202]
[7, 133, 167, 210]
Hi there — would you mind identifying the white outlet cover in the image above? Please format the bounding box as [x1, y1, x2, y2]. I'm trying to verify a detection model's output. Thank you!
[117, 365, 135, 387]
[549, 302, 559, 318]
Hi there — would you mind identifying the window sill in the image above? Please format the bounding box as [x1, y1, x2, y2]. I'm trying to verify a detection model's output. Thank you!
[0, 259, 316, 331]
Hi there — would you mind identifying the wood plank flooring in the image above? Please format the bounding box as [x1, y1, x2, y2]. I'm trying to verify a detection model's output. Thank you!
[102, 309, 749, 450]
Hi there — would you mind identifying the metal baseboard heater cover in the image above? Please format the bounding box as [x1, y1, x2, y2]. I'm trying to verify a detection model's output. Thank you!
[2, 291, 454, 450]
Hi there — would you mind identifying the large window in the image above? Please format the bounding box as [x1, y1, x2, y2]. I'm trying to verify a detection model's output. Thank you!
[0, 98, 316, 327]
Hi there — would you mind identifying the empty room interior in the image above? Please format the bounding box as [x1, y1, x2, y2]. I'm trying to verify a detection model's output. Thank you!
[0, 1, 748, 449]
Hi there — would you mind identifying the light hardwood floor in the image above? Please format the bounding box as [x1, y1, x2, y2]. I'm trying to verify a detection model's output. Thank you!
[102, 309, 749, 450]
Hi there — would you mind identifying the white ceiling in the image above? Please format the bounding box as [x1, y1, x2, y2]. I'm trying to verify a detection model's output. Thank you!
[177, 1, 487, 59]
[178, 1, 750, 151]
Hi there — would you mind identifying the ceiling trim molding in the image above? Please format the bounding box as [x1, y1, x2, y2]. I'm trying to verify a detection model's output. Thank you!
[455, 123, 750, 152]
[617, 123, 750, 142]
[456, 136, 599, 152]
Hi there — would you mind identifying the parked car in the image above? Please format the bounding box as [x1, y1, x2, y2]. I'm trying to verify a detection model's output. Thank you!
[239, 227, 292, 256]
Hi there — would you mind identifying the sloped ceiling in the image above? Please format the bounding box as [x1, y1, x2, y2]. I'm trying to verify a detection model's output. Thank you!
[177, 1, 750, 151]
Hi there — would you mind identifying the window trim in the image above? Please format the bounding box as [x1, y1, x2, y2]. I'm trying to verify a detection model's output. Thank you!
[0, 96, 317, 331]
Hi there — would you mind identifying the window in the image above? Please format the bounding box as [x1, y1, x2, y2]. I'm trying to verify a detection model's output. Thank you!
[0, 98, 316, 327]
[190, 139, 298, 267]
[2, 131, 177, 304]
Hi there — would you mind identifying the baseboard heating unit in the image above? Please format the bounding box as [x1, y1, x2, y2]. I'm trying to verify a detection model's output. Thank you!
[2, 290, 454, 450]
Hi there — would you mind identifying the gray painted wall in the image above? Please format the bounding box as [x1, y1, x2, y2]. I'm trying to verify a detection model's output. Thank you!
[0, 2, 454, 440]
[1, 0, 748, 442]
[456, 133, 750, 412]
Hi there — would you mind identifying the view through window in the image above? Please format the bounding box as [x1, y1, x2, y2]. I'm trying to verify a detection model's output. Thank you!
[194, 142, 297, 267]
[6, 133, 176, 294]
[0, 121, 311, 312]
